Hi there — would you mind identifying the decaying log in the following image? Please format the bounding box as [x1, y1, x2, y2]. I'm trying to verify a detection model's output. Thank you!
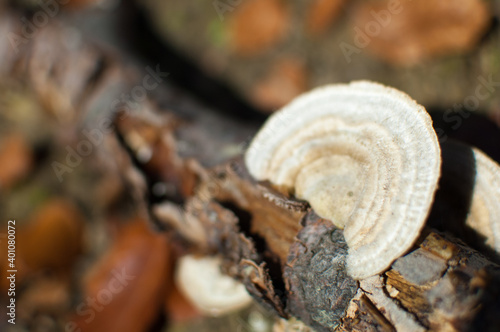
[116, 111, 500, 332]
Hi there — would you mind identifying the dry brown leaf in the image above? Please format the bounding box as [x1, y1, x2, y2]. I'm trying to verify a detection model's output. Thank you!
[352, 0, 491, 65]
[18, 199, 84, 272]
[252, 58, 308, 112]
[306, 0, 346, 36]
[1, 199, 83, 292]
[0, 133, 33, 191]
[229, 0, 290, 56]
[165, 283, 202, 323]
[71, 218, 171, 332]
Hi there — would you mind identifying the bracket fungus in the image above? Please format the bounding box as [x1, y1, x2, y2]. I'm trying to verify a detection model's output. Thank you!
[245, 81, 441, 279]
[175, 255, 253, 316]
[437, 141, 500, 254]
[466, 147, 500, 253]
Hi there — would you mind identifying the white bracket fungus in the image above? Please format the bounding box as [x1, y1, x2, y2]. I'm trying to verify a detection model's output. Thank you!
[175, 255, 253, 316]
[439, 142, 500, 253]
[245, 81, 441, 279]
[466, 147, 500, 252]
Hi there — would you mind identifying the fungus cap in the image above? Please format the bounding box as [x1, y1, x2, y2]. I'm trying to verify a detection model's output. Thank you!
[459, 145, 500, 253]
[245, 81, 441, 279]
[175, 255, 253, 316]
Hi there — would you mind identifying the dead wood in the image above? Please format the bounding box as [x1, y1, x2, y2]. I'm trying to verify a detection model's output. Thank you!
[118, 112, 500, 332]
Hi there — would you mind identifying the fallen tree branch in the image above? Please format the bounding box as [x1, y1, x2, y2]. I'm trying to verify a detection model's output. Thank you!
[116, 109, 500, 332]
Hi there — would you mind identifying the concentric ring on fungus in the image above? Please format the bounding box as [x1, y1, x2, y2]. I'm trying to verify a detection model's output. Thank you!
[245, 81, 442, 279]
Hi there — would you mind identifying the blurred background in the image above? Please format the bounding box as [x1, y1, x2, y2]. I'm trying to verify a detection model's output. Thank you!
[0, 0, 499, 331]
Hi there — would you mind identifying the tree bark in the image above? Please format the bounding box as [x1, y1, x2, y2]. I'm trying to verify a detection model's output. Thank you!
[117, 108, 500, 332]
